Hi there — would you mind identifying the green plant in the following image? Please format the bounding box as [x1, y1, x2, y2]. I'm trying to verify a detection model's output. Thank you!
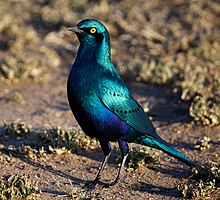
[36, 126, 99, 154]
[0, 174, 37, 200]
[178, 161, 220, 199]
[125, 146, 159, 171]
[3, 120, 32, 136]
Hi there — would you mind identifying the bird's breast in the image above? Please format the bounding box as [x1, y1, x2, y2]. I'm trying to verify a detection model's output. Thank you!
[67, 61, 133, 141]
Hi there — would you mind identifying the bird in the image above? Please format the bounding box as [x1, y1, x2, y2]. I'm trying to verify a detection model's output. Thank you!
[67, 19, 198, 185]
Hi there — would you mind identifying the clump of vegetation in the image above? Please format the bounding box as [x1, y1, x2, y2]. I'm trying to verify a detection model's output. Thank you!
[2, 121, 99, 159]
[125, 146, 159, 171]
[37, 126, 78, 154]
[18, 145, 41, 161]
[37, 126, 99, 154]
[3, 120, 32, 136]
[189, 96, 220, 126]
[179, 179, 216, 199]
[194, 136, 211, 151]
[0, 1, 60, 83]
[2, 120, 100, 159]
[178, 161, 220, 199]
[8, 92, 24, 103]
[0, 174, 37, 200]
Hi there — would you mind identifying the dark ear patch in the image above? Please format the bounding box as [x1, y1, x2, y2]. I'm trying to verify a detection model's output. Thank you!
[80, 27, 104, 43]
[95, 33, 104, 43]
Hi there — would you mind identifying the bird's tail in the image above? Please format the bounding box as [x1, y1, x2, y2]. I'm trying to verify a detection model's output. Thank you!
[135, 136, 197, 168]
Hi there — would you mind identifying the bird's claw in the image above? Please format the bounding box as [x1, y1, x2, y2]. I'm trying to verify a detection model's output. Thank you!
[85, 177, 120, 188]
[102, 179, 119, 188]
[85, 178, 101, 186]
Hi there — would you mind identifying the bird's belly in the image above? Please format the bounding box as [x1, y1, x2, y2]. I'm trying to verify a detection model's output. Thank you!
[93, 105, 132, 141]
[69, 95, 131, 141]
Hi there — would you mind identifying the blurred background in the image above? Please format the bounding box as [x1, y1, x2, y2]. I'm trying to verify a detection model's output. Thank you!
[0, 0, 219, 126]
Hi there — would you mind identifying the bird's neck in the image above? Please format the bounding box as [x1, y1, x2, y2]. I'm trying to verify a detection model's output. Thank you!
[95, 39, 111, 66]
[76, 38, 111, 68]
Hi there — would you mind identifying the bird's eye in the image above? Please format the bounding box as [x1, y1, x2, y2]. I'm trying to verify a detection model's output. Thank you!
[90, 28, 97, 34]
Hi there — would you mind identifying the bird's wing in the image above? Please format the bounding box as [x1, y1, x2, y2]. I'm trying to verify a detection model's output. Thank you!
[98, 85, 156, 138]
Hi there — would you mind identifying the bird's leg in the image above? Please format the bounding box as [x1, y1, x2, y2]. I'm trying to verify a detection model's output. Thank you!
[92, 153, 110, 184]
[110, 153, 128, 185]
[87, 141, 111, 185]
[110, 139, 129, 186]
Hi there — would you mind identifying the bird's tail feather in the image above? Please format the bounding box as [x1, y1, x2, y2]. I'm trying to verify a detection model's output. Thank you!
[138, 136, 197, 167]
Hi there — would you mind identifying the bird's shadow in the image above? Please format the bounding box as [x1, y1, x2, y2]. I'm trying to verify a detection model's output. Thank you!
[152, 163, 191, 179]
[131, 181, 182, 198]
[128, 81, 193, 125]
[0, 146, 84, 184]
[47, 100, 70, 112]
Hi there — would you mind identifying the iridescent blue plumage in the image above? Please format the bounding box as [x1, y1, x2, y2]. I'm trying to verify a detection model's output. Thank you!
[67, 19, 197, 185]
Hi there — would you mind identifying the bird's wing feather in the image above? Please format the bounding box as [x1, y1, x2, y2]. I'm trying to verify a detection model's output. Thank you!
[98, 85, 156, 138]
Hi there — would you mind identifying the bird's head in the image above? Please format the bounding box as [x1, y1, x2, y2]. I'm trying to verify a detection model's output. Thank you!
[68, 19, 110, 48]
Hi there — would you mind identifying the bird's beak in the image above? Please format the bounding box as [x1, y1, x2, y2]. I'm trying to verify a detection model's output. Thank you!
[67, 26, 84, 34]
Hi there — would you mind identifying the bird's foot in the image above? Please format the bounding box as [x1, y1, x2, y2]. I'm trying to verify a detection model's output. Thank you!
[190, 164, 214, 182]
[85, 177, 101, 186]
[85, 178, 120, 188]
[101, 177, 120, 188]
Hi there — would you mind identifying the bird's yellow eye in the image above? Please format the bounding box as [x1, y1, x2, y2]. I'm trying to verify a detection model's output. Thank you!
[90, 28, 96, 34]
